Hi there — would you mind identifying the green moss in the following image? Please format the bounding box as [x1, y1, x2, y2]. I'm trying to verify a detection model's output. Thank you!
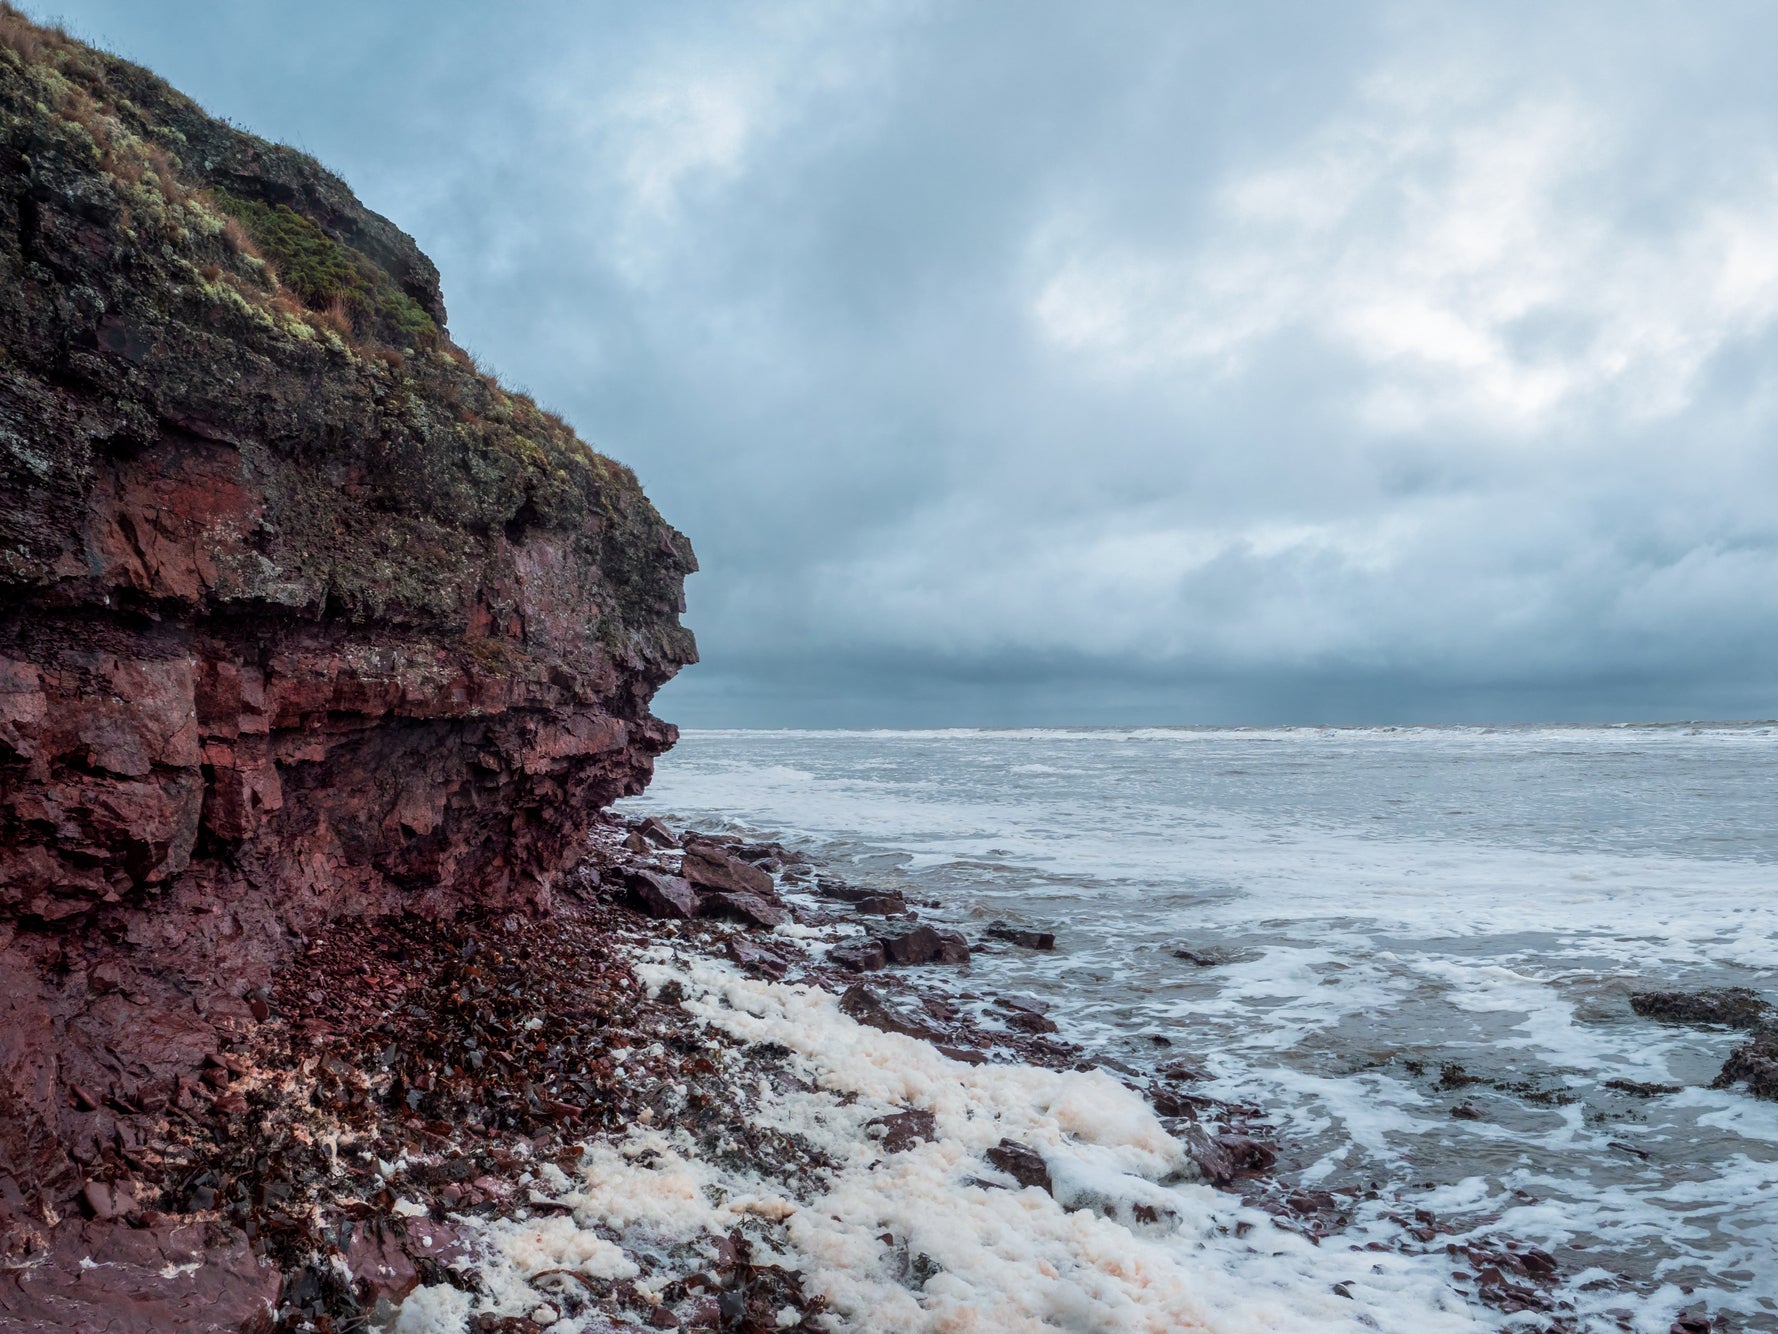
[211, 188, 436, 350]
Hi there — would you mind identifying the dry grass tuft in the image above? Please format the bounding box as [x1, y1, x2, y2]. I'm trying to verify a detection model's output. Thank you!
[0, 4, 69, 65]
[220, 215, 260, 261]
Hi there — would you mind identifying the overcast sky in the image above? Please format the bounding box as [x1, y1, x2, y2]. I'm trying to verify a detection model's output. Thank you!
[42, 1, 1778, 725]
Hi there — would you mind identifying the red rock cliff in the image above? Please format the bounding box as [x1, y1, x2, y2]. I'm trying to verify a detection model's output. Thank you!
[0, 12, 695, 1243]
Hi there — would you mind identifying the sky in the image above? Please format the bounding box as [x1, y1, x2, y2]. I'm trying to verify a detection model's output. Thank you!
[38, 1, 1778, 726]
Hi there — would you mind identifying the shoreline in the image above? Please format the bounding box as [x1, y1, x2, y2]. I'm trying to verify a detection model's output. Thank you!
[2, 812, 1617, 1333]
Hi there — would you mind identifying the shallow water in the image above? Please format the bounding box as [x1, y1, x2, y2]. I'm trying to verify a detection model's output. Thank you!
[621, 724, 1778, 1331]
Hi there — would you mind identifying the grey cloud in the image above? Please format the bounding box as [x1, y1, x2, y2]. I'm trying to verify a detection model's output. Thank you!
[40, 0, 1778, 724]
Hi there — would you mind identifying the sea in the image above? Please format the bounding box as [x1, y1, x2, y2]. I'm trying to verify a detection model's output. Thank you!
[623, 723, 1778, 1332]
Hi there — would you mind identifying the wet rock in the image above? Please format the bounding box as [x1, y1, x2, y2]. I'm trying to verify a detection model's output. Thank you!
[985, 1139, 1052, 1193]
[698, 891, 788, 929]
[725, 937, 792, 980]
[1450, 1101, 1484, 1121]
[343, 1224, 420, 1303]
[1630, 987, 1772, 1030]
[828, 940, 887, 972]
[993, 998, 1058, 1034]
[1604, 1077, 1683, 1096]
[681, 844, 776, 899]
[878, 925, 971, 966]
[1171, 947, 1231, 967]
[628, 870, 701, 921]
[816, 881, 888, 904]
[851, 895, 909, 916]
[1156, 1057, 1209, 1083]
[838, 985, 948, 1042]
[985, 922, 1056, 951]
[0, 1217, 279, 1330]
[866, 1109, 936, 1152]
[1180, 1127, 1277, 1185]
[734, 841, 801, 866]
[1147, 1083, 1214, 1118]
[638, 817, 679, 848]
[1713, 1031, 1778, 1100]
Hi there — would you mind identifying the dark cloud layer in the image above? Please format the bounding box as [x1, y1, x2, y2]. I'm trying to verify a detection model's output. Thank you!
[40, 1, 1778, 724]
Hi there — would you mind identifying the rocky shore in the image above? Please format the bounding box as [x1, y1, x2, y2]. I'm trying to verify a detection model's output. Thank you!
[0, 811, 1455, 1330]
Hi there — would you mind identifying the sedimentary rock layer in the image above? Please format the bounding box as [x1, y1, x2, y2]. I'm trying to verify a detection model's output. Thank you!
[0, 8, 694, 1249]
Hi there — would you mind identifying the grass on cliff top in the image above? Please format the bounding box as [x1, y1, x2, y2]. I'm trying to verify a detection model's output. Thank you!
[211, 189, 437, 352]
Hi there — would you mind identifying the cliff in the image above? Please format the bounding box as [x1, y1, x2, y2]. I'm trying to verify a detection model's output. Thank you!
[0, 3, 695, 1262]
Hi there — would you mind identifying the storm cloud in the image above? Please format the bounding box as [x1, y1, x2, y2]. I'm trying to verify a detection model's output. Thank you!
[41, 1, 1778, 724]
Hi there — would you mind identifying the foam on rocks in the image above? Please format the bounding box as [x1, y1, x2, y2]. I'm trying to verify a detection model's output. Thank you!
[396, 950, 1481, 1333]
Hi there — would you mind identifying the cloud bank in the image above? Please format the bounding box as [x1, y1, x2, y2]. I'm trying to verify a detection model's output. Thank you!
[45, 0, 1778, 723]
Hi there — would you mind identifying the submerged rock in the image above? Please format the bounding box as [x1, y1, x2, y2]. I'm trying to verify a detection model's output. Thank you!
[1629, 988, 1772, 1029]
[1714, 1032, 1778, 1101]
[986, 922, 1056, 951]
[1171, 947, 1232, 967]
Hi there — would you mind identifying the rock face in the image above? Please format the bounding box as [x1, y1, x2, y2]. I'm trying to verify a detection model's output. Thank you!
[0, 10, 694, 1249]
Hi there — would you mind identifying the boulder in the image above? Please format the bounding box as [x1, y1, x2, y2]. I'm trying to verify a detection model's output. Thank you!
[852, 895, 908, 916]
[682, 843, 777, 899]
[879, 925, 970, 966]
[628, 871, 700, 921]
[637, 817, 679, 849]
[828, 940, 887, 973]
[699, 892, 787, 929]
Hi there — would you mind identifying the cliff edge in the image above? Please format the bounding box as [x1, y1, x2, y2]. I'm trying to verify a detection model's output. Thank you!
[0, 3, 695, 1265]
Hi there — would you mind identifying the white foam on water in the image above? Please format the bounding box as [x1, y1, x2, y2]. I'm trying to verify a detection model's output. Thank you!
[397, 951, 1485, 1333]
[618, 726, 1778, 1328]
